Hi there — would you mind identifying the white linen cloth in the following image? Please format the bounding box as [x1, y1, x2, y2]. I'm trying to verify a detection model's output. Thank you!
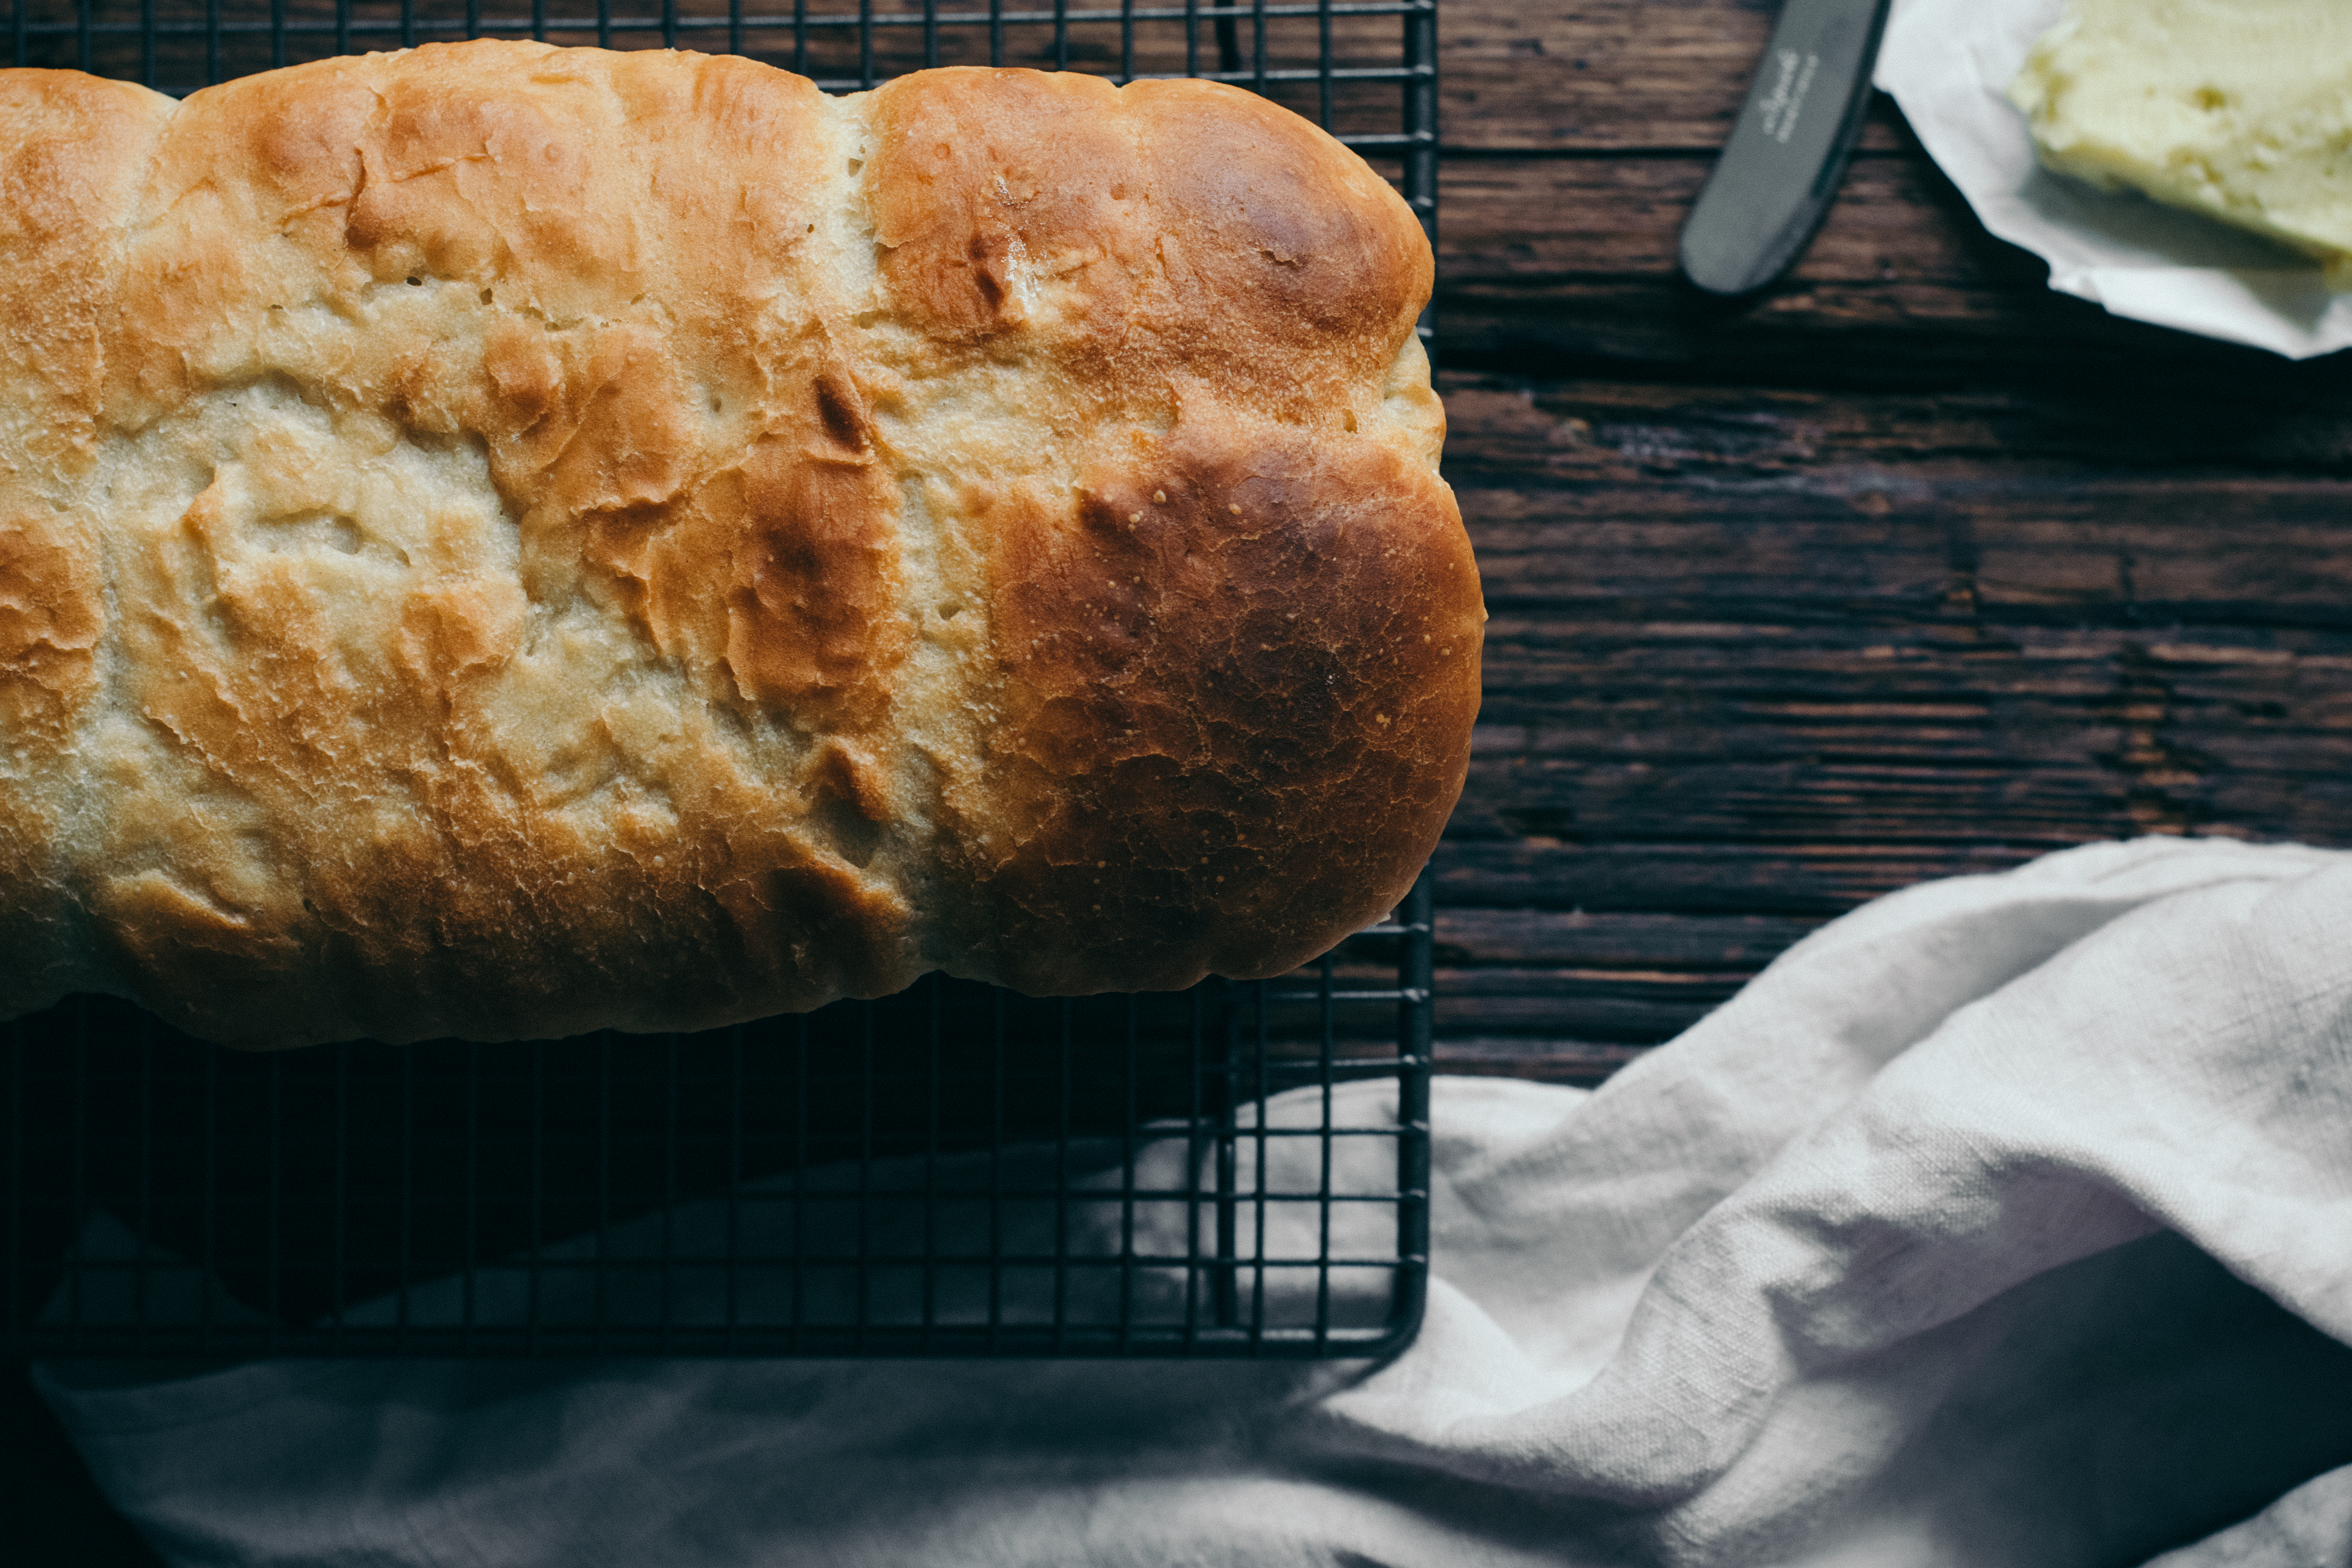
[37, 836, 2352, 1567]
[1876, 0, 2352, 359]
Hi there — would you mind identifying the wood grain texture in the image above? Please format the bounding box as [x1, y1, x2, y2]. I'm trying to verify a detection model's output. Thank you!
[1428, 0, 2352, 1082]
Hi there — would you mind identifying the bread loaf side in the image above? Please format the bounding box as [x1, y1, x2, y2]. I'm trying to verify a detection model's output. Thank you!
[0, 42, 1482, 1048]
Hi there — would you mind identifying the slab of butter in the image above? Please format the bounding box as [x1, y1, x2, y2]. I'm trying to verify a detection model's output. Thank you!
[2009, 0, 2352, 287]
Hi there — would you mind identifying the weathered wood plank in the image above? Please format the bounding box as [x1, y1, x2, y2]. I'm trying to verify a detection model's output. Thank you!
[1432, 839, 2043, 916]
[1441, 0, 1931, 155]
[1440, 374, 2352, 475]
[1462, 499, 2352, 628]
[1258, 957, 1743, 1050]
[1433, 973, 1739, 1043]
[1439, 148, 1991, 284]
[1435, 282, 2198, 384]
[1411, 912, 1818, 1064]
[1437, 368, 2352, 633]
[1443, 0, 1759, 152]
[1466, 615, 2352, 829]
[1436, 1038, 1651, 1084]
[1434, 908, 1818, 966]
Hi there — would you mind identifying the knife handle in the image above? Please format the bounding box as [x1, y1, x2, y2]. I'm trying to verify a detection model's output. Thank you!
[1679, 0, 1895, 297]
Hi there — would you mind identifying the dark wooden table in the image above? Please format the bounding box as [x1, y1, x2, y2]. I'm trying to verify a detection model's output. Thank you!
[16, 1, 2352, 1556]
[1428, 0, 2352, 1084]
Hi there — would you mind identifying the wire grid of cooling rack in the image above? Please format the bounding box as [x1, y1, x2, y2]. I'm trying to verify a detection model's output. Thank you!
[3, 0, 1437, 245]
[0, 0, 1438, 1360]
[6, 883, 1434, 1358]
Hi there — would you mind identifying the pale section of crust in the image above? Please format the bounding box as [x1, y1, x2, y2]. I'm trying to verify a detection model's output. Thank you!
[2010, 0, 2352, 280]
[0, 47, 1479, 1048]
[0, 71, 177, 1020]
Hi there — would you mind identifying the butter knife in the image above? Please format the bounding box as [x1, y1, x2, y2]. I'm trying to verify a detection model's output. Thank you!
[1679, 0, 1896, 296]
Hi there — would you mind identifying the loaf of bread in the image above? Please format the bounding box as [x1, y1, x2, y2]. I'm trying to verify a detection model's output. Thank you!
[0, 42, 1480, 1049]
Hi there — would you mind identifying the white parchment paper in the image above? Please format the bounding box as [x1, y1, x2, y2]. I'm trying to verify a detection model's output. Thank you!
[1874, 0, 2352, 359]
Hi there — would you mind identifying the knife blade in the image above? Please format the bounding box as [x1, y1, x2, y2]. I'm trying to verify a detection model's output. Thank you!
[1679, 0, 1895, 297]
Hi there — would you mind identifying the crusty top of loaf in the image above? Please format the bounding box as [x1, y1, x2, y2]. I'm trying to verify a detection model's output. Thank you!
[0, 43, 1481, 1048]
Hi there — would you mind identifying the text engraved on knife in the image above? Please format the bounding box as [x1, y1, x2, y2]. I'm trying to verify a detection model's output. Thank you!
[1757, 48, 1821, 143]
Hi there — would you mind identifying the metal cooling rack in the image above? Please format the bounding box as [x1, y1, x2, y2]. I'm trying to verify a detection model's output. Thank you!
[1, 0, 1438, 1361]
[6, 883, 1433, 1358]
[4, 0, 1437, 247]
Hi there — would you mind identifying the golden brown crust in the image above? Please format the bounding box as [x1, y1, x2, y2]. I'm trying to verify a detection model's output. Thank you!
[973, 412, 1480, 992]
[0, 44, 1479, 1047]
